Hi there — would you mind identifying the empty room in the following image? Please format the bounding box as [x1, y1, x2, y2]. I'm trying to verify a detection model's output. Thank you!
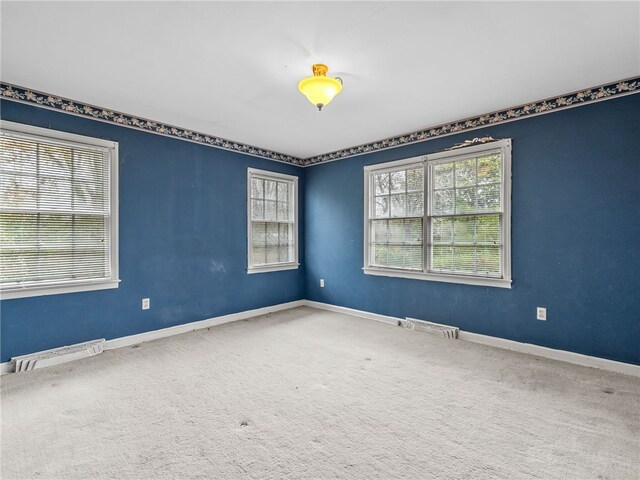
[1, 1, 639, 479]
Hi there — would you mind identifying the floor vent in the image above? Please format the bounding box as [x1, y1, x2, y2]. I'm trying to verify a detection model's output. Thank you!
[400, 318, 459, 339]
[12, 339, 106, 373]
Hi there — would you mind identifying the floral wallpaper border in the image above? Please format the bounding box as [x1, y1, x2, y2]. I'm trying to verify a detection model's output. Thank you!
[0, 82, 304, 166]
[304, 77, 640, 166]
[2, 77, 639, 167]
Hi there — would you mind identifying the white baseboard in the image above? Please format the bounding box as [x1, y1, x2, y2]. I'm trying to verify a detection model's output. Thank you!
[302, 300, 640, 377]
[1, 361, 14, 375]
[456, 331, 640, 377]
[303, 300, 400, 326]
[3, 299, 638, 378]
[1, 300, 305, 375]
[104, 300, 305, 350]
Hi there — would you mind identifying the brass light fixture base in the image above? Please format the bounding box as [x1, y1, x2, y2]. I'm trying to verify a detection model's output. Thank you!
[312, 64, 329, 76]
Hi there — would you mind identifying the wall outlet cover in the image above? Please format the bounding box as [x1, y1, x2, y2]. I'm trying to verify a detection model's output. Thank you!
[537, 307, 547, 321]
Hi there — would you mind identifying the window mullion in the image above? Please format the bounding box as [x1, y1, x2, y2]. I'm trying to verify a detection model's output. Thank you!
[423, 161, 430, 273]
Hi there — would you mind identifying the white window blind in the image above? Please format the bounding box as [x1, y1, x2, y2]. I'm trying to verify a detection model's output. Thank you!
[369, 164, 424, 270]
[247, 168, 298, 273]
[429, 152, 503, 276]
[0, 122, 118, 298]
[364, 139, 511, 288]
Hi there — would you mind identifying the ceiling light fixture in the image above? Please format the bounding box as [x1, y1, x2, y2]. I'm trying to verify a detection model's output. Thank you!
[298, 64, 343, 111]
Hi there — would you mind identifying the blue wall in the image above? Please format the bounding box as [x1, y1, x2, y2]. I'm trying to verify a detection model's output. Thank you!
[305, 94, 640, 365]
[0, 100, 305, 362]
[2, 94, 639, 366]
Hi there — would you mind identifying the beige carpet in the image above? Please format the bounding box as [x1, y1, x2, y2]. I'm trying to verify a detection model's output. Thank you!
[1, 306, 639, 480]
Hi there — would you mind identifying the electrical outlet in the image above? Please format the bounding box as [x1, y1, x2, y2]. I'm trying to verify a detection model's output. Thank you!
[320, 279, 325, 288]
[142, 298, 150, 310]
[536, 307, 547, 321]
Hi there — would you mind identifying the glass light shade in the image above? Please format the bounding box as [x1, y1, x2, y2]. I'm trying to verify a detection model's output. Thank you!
[298, 64, 342, 111]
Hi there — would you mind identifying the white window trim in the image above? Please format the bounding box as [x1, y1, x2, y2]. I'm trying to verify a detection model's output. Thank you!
[247, 168, 299, 274]
[0, 120, 119, 300]
[363, 139, 512, 288]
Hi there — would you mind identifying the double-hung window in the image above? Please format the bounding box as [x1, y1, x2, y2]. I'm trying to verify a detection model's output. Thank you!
[364, 139, 511, 288]
[247, 168, 298, 273]
[0, 121, 119, 299]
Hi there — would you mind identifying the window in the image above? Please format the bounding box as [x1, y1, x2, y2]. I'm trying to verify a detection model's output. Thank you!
[364, 139, 511, 288]
[247, 168, 298, 273]
[0, 121, 119, 299]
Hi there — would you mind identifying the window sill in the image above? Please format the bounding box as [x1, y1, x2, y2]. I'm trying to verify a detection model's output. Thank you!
[363, 267, 512, 288]
[247, 263, 300, 274]
[0, 279, 120, 300]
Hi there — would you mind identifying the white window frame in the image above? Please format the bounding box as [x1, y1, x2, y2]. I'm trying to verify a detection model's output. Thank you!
[0, 120, 119, 299]
[247, 168, 299, 274]
[363, 139, 512, 288]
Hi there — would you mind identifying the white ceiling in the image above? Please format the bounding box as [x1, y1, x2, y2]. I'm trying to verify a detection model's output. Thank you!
[2, 1, 639, 159]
